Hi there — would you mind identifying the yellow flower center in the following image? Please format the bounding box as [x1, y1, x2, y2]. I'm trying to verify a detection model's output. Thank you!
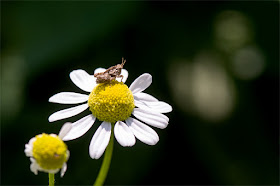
[32, 133, 68, 170]
[88, 80, 135, 123]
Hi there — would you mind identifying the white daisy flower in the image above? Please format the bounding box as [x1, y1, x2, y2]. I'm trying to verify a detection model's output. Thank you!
[48, 67, 172, 159]
[24, 124, 71, 177]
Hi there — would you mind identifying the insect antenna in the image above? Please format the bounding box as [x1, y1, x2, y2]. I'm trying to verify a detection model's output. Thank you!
[121, 57, 126, 67]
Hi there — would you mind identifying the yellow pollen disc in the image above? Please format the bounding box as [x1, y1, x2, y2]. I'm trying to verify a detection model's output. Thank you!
[32, 133, 68, 170]
[88, 80, 135, 123]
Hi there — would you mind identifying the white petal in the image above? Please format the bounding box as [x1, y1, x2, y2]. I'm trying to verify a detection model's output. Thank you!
[30, 158, 39, 175]
[62, 114, 96, 141]
[129, 73, 152, 94]
[24, 137, 36, 157]
[60, 163, 67, 177]
[126, 117, 159, 145]
[132, 108, 169, 129]
[24, 144, 32, 157]
[135, 100, 172, 113]
[116, 69, 129, 83]
[48, 103, 88, 122]
[89, 122, 111, 159]
[49, 92, 89, 104]
[70, 69, 96, 92]
[58, 122, 72, 139]
[133, 92, 158, 102]
[94, 68, 106, 74]
[114, 121, 135, 147]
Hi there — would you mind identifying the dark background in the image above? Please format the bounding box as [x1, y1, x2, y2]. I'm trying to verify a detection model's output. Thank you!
[1, 1, 279, 185]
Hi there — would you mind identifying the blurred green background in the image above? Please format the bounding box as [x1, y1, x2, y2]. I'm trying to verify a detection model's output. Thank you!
[1, 1, 279, 185]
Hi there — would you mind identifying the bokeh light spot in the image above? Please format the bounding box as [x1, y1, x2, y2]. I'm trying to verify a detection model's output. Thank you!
[169, 52, 236, 122]
[231, 46, 265, 80]
[214, 10, 253, 52]
[1, 54, 26, 122]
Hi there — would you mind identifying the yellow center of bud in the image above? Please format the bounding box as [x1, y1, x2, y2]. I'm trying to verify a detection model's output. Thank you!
[32, 133, 68, 170]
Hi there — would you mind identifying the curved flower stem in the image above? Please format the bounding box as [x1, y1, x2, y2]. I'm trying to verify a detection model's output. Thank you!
[49, 173, 55, 186]
[94, 131, 114, 186]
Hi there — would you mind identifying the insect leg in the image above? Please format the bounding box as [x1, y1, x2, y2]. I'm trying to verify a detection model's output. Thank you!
[118, 75, 124, 82]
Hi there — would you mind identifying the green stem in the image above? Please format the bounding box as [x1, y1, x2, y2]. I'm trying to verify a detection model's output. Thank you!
[49, 173, 55, 186]
[94, 131, 114, 186]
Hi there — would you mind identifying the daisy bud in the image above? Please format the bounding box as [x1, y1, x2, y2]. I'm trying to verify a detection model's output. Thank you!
[24, 133, 70, 177]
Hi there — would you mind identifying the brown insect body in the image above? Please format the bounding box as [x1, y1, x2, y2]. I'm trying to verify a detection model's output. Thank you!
[94, 58, 126, 84]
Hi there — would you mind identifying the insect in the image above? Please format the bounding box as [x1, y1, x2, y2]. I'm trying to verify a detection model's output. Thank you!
[94, 57, 126, 84]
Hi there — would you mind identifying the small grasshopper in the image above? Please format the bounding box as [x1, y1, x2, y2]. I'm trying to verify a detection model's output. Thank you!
[94, 57, 126, 84]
